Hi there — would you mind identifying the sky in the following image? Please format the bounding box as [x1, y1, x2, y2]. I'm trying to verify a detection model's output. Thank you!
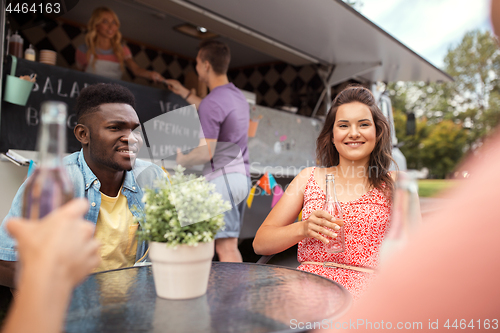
[351, 0, 491, 70]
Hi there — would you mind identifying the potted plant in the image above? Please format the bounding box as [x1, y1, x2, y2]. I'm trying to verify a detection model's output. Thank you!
[137, 166, 230, 299]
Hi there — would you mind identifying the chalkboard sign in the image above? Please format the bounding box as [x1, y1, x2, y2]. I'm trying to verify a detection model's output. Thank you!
[136, 104, 202, 162]
[0, 57, 188, 153]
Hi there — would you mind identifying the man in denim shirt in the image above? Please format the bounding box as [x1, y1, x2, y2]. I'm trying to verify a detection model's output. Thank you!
[0, 83, 165, 287]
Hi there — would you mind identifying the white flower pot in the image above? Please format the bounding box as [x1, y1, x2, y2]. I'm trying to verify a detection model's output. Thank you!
[149, 240, 214, 299]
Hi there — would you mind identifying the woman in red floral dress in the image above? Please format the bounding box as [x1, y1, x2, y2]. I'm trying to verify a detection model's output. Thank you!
[254, 86, 396, 299]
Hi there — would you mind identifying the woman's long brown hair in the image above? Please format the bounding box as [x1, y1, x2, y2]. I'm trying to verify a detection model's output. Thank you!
[316, 85, 396, 198]
[85, 7, 126, 72]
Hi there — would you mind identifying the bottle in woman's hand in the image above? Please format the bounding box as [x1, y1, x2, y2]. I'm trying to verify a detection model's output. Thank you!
[323, 174, 345, 253]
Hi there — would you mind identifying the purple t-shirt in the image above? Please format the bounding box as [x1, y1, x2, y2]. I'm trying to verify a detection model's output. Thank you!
[198, 83, 250, 180]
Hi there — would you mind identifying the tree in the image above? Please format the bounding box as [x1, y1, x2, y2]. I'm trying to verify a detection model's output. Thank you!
[388, 29, 500, 178]
[419, 120, 468, 178]
[444, 30, 500, 111]
[444, 29, 500, 146]
[392, 107, 429, 171]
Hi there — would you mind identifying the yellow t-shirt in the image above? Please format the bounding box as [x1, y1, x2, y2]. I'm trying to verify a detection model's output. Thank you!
[93, 188, 138, 272]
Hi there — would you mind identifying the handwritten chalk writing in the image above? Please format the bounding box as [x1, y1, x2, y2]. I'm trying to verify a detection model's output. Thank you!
[26, 107, 39, 126]
[57, 79, 67, 97]
[42, 77, 54, 94]
[151, 144, 193, 158]
[159, 101, 180, 114]
[25, 106, 76, 129]
[35, 78, 87, 99]
[1, 58, 189, 152]
[67, 114, 77, 129]
[152, 119, 191, 136]
[174, 106, 196, 117]
[70, 82, 80, 98]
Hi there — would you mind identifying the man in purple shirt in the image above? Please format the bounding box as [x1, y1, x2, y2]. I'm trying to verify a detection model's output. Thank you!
[166, 41, 250, 262]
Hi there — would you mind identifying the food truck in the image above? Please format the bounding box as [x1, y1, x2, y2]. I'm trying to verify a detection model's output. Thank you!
[0, 0, 452, 238]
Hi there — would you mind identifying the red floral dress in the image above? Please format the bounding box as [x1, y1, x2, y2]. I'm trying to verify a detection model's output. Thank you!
[297, 167, 391, 299]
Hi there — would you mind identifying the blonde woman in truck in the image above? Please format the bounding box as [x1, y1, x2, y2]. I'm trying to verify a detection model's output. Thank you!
[76, 7, 165, 82]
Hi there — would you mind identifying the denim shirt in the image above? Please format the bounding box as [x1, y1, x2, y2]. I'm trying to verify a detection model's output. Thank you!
[0, 149, 166, 262]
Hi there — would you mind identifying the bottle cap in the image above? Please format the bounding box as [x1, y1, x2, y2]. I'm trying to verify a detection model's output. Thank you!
[25, 44, 36, 60]
[11, 31, 21, 42]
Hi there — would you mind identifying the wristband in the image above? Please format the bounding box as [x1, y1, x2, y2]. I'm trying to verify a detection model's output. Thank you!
[184, 91, 192, 100]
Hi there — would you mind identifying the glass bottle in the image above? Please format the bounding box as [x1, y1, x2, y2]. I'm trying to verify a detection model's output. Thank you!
[323, 174, 345, 253]
[22, 101, 73, 219]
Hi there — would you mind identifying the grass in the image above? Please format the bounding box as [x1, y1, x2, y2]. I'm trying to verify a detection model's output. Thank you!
[417, 179, 457, 198]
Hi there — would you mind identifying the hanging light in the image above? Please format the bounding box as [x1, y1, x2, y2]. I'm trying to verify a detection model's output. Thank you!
[173, 23, 218, 40]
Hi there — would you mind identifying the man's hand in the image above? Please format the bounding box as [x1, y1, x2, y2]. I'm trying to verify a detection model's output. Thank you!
[6, 199, 101, 288]
[149, 71, 166, 84]
[164, 79, 202, 108]
[165, 79, 190, 98]
[175, 139, 216, 168]
[176, 148, 187, 166]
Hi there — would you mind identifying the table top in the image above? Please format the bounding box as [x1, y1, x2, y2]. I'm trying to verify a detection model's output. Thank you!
[65, 262, 351, 333]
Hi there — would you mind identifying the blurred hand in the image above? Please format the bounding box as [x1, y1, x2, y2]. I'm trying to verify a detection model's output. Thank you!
[164, 79, 189, 98]
[150, 71, 166, 84]
[301, 210, 344, 244]
[7, 199, 100, 288]
[176, 147, 186, 166]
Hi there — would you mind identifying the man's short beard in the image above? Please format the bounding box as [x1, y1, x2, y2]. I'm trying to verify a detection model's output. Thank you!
[89, 146, 125, 171]
[88, 133, 134, 171]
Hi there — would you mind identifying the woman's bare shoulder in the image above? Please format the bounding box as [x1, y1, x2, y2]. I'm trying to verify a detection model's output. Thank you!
[297, 167, 315, 178]
[287, 167, 315, 193]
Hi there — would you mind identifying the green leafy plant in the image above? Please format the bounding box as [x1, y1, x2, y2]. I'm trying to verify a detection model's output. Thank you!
[137, 166, 230, 247]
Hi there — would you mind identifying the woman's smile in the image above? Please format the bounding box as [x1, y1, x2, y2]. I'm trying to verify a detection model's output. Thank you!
[344, 141, 365, 148]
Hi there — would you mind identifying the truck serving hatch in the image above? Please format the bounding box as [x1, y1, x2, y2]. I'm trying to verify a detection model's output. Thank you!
[134, 0, 453, 84]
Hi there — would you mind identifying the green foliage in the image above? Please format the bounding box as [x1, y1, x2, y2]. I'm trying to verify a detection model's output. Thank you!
[137, 166, 230, 247]
[419, 120, 468, 178]
[393, 109, 467, 178]
[444, 30, 500, 111]
[388, 29, 500, 178]
[444, 29, 500, 146]
[392, 107, 432, 171]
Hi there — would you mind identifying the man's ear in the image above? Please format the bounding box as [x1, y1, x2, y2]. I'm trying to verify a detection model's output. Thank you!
[74, 124, 90, 145]
[204, 60, 211, 73]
